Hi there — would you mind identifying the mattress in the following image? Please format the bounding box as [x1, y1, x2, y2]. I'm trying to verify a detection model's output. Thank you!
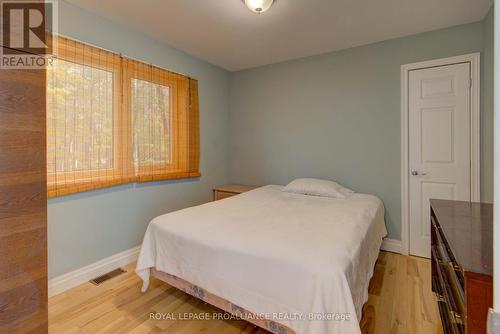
[136, 185, 387, 334]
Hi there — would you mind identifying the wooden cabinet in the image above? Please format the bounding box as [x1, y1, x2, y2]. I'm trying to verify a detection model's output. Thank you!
[213, 184, 257, 201]
[430, 199, 492, 334]
[0, 48, 47, 333]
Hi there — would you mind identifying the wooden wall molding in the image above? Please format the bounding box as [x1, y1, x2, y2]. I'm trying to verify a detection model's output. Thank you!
[0, 48, 48, 333]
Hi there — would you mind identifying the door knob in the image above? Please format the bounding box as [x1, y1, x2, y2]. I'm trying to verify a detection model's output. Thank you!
[411, 170, 427, 176]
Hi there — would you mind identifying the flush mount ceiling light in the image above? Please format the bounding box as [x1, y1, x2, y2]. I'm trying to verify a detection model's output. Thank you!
[242, 0, 275, 14]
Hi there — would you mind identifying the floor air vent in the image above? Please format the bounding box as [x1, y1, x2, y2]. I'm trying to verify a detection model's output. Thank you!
[89, 268, 126, 285]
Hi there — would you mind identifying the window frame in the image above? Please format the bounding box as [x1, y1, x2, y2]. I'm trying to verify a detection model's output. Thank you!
[123, 60, 191, 182]
[47, 39, 124, 197]
[46, 36, 200, 198]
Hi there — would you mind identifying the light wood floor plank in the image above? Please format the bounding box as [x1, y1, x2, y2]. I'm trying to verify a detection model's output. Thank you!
[49, 251, 442, 334]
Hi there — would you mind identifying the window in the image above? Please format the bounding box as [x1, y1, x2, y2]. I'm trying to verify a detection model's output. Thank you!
[131, 78, 171, 167]
[47, 37, 200, 198]
[48, 59, 114, 173]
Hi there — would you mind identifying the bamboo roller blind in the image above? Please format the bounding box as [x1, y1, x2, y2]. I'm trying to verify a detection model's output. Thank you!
[47, 37, 200, 198]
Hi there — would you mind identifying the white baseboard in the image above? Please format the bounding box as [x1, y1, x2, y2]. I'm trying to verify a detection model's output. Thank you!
[381, 238, 404, 254]
[48, 246, 140, 297]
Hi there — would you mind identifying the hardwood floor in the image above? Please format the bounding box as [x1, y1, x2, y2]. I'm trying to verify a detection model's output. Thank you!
[48, 251, 443, 334]
[360, 252, 443, 334]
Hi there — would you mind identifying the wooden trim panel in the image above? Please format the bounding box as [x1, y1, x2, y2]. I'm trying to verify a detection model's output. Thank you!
[0, 51, 48, 333]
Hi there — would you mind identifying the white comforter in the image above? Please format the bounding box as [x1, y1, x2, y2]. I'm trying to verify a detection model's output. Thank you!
[136, 185, 387, 334]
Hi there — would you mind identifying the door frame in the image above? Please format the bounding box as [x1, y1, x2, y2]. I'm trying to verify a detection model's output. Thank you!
[400, 53, 481, 255]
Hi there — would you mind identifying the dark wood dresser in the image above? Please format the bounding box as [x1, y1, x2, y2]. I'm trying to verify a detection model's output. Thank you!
[430, 199, 493, 334]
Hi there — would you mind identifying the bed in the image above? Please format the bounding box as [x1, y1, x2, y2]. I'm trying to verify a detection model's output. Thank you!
[136, 185, 387, 334]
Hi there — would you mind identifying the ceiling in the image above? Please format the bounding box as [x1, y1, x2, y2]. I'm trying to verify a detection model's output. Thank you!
[67, 0, 492, 72]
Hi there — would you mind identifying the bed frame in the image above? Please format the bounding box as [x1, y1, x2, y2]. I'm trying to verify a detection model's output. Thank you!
[151, 268, 296, 334]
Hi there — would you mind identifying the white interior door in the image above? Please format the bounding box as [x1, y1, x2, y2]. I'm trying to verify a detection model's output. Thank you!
[408, 62, 471, 258]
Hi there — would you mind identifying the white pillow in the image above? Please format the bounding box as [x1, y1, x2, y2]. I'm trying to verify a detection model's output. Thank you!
[282, 178, 354, 198]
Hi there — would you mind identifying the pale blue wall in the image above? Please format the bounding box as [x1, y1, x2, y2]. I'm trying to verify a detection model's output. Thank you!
[50, 2, 494, 277]
[228, 21, 492, 240]
[48, 1, 231, 278]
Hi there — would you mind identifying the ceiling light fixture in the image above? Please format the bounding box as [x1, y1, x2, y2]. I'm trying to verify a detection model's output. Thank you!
[242, 0, 275, 14]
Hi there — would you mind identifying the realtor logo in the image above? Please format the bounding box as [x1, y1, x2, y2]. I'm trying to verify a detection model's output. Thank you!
[0, 0, 57, 69]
